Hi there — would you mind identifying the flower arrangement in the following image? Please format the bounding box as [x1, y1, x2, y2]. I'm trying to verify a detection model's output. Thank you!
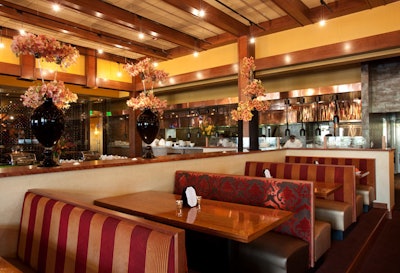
[199, 119, 215, 137]
[231, 56, 270, 121]
[20, 80, 78, 109]
[11, 33, 79, 68]
[124, 58, 168, 114]
[126, 90, 167, 114]
[11, 32, 79, 110]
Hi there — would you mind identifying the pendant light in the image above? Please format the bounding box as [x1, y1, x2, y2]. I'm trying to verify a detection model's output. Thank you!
[315, 96, 321, 136]
[299, 97, 306, 136]
[284, 99, 291, 136]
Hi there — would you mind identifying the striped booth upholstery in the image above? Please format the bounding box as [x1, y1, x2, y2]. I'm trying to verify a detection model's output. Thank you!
[14, 189, 186, 273]
[174, 170, 316, 270]
[285, 156, 376, 211]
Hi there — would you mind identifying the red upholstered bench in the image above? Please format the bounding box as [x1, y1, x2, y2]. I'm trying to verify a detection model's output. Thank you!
[285, 156, 376, 212]
[245, 161, 357, 240]
[5, 189, 187, 273]
[174, 170, 324, 272]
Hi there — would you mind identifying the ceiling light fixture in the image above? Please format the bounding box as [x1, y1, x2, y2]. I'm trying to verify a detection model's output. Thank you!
[319, 0, 332, 26]
[97, 49, 103, 54]
[52, 4, 60, 12]
[193, 50, 199, 57]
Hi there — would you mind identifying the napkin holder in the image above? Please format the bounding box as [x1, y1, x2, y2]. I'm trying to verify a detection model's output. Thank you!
[182, 186, 198, 207]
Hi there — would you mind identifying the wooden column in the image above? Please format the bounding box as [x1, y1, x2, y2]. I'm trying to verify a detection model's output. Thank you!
[85, 49, 97, 88]
[237, 36, 257, 151]
[127, 75, 142, 158]
[18, 54, 35, 81]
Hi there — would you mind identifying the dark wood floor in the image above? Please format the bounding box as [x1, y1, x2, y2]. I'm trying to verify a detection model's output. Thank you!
[314, 173, 400, 273]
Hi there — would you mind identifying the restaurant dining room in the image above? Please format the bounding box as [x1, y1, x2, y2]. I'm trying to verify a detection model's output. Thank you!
[0, 1, 400, 273]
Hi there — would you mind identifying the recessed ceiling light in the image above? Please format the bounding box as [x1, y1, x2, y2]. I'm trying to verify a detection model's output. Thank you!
[138, 32, 145, 39]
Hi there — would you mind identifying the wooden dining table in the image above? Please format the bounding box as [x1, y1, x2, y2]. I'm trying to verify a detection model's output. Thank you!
[94, 190, 293, 243]
[314, 182, 343, 199]
[0, 257, 22, 273]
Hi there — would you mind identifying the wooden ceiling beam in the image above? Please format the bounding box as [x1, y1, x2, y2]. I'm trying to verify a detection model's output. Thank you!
[55, 0, 206, 50]
[364, 0, 389, 8]
[0, 0, 169, 59]
[162, 0, 249, 37]
[271, 0, 313, 26]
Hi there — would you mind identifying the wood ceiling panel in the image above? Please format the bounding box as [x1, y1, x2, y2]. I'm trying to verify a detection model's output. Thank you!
[0, 0, 396, 62]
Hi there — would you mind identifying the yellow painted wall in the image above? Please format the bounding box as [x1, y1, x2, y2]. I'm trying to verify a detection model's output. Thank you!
[97, 59, 132, 82]
[38, 55, 85, 76]
[0, 37, 19, 64]
[155, 2, 400, 78]
[256, 2, 400, 58]
[158, 43, 238, 76]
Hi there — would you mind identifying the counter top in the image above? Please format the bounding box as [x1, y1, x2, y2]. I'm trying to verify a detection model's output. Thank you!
[0, 147, 392, 179]
[0, 150, 239, 178]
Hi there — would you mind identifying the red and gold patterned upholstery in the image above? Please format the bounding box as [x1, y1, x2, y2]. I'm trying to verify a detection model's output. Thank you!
[17, 189, 186, 273]
[245, 161, 357, 223]
[174, 170, 315, 267]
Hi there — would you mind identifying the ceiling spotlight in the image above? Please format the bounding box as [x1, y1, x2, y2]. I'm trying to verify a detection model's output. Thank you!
[0, 42, 4, 49]
[97, 49, 103, 54]
[138, 32, 145, 39]
[52, 4, 60, 12]
[199, 9, 205, 17]
[193, 51, 199, 57]
[19, 29, 26, 35]
[319, 19, 326, 27]
[249, 37, 255, 44]
[192, 9, 205, 17]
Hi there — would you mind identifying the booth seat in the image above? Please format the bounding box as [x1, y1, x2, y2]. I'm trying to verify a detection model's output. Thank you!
[174, 170, 330, 272]
[245, 161, 358, 240]
[285, 156, 376, 212]
[5, 189, 187, 273]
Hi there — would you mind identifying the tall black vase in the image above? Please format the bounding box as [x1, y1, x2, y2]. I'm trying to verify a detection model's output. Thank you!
[136, 108, 160, 159]
[31, 98, 65, 167]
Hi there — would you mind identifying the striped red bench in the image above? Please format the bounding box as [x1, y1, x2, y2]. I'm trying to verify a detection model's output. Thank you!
[245, 161, 357, 240]
[285, 156, 376, 211]
[6, 189, 187, 273]
[174, 170, 328, 272]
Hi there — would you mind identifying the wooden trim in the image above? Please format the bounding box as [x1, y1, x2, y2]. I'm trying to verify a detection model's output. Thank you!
[0, 63, 20, 76]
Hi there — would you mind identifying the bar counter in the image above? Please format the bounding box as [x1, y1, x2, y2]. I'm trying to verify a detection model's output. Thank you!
[0, 147, 394, 258]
